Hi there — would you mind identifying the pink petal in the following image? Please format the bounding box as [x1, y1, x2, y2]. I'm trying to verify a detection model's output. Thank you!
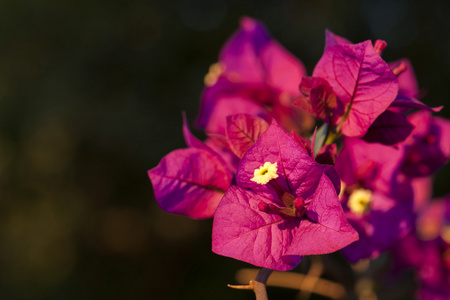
[390, 96, 443, 113]
[336, 138, 403, 195]
[313, 41, 398, 137]
[260, 41, 307, 96]
[298, 77, 340, 123]
[184, 112, 239, 172]
[293, 94, 314, 115]
[325, 29, 352, 50]
[149, 148, 232, 219]
[219, 17, 271, 84]
[183, 112, 210, 150]
[363, 110, 414, 145]
[212, 185, 302, 271]
[204, 94, 267, 136]
[316, 144, 337, 165]
[226, 114, 269, 158]
[220, 16, 306, 92]
[401, 111, 450, 177]
[388, 58, 419, 99]
[286, 173, 358, 255]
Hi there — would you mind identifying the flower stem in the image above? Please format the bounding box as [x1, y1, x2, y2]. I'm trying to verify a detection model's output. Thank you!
[234, 267, 345, 299]
[253, 268, 273, 300]
[324, 131, 341, 145]
[228, 268, 273, 300]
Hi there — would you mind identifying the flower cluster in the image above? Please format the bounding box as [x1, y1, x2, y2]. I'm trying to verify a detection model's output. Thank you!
[149, 16, 450, 296]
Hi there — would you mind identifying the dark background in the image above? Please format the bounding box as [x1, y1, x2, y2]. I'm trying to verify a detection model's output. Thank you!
[0, 0, 448, 299]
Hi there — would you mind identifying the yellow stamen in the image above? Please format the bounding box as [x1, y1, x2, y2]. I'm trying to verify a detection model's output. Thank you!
[204, 62, 225, 86]
[347, 189, 372, 215]
[251, 162, 279, 185]
[338, 181, 346, 200]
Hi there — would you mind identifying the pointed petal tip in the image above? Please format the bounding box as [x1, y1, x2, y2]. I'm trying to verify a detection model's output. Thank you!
[240, 16, 257, 32]
[433, 105, 444, 112]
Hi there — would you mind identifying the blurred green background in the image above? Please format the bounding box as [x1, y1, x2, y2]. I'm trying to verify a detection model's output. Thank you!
[0, 0, 449, 299]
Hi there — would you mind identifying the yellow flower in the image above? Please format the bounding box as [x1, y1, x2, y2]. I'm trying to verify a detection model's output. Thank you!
[251, 162, 279, 185]
[204, 62, 225, 86]
[347, 189, 372, 215]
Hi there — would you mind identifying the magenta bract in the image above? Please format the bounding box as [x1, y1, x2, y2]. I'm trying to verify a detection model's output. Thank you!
[196, 17, 312, 136]
[149, 147, 232, 219]
[336, 138, 414, 262]
[324, 29, 351, 50]
[148, 116, 234, 219]
[400, 111, 450, 177]
[200, 88, 269, 136]
[295, 77, 339, 126]
[219, 17, 307, 95]
[336, 138, 405, 195]
[313, 33, 398, 137]
[212, 121, 358, 271]
[389, 58, 419, 100]
[391, 196, 450, 300]
[362, 110, 414, 145]
[226, 114, 269, 158]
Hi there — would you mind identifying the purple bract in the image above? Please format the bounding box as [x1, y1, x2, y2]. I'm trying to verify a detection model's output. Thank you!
[197, 17, 313, 136]
[336, 138, 414, 262]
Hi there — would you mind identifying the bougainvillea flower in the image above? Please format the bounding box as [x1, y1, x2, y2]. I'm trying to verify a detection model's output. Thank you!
[197, 16, 313, 136]
[415, 196, 450, 300]
[400, 111, 450, 177]
[311, 31, 398, 137]
[219, 17, 306, 96]
[212, 120, 358, 271]
[148, 116, 234, 219]
[391, 196, 450, 300]
[391, 232, 450, 300]
[416, 241, 450, 300]
[149, 113, 270, 219]
[336, 138, 414, 262]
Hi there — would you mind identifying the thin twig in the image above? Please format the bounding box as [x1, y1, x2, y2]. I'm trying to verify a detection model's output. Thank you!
[229, 268, 273, 300]
[235, 267, 346, 299]
[253, 268, 273, 300]
[297, 256, 324, 300]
